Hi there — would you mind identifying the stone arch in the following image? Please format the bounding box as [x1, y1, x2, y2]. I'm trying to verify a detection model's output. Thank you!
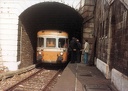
[17, 2, 83, 67]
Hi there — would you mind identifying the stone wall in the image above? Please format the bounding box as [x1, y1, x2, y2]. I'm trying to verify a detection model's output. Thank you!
[110, 0, 128, 76]
[94, 0, 128, 76]
[79, 0, 95, 64]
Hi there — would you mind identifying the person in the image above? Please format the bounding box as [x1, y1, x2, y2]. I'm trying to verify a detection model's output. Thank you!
[83, 39, 90, 64]
[76, 39, 81, 63]
[69, 37, 77, 63]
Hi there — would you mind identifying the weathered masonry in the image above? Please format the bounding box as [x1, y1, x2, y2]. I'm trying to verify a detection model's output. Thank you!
[95, 0, 128, 91]
[81, 0, 128, 91]
[0, 0, 83, 71]
[78, 0, 128, 91]
[0, 0, 128, 91]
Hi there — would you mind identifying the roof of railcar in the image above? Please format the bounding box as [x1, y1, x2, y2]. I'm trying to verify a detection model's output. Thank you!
[37, 30, 68, 36]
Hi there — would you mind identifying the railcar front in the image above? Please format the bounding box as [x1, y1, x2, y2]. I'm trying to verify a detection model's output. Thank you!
[37, 30, 68, 64]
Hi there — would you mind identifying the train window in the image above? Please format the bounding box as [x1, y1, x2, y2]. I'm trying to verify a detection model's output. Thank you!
[37, 37, 44, 47]
[58, 38, 68, 48]
[46, 38, 56, 47]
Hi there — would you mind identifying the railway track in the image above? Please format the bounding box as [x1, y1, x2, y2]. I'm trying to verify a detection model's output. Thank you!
[3, 68, 62, 91]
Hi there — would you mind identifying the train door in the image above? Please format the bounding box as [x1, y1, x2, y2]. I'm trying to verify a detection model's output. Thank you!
[37, 37, 44, 62]
[58, 38, 68, 62]
[37, 37, 44, 50]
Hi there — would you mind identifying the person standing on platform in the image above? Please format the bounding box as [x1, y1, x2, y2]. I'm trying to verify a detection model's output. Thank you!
[83, 39, 90, 64]
[69, 37, 77, 63]
[76, 39, 81, 63]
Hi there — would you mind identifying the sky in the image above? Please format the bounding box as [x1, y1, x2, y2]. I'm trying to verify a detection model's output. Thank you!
[42, 0, 80, 9]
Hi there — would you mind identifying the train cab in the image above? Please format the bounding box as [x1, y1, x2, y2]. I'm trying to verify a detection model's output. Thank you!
[37, 30, 68, 64]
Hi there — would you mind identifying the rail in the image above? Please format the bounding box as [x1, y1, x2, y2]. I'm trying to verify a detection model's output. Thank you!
[5, 68, 43, 91]
[4, 69, 62, 91]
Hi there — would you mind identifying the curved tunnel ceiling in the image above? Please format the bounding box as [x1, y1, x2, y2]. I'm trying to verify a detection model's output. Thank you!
[19, 2, 83, 38]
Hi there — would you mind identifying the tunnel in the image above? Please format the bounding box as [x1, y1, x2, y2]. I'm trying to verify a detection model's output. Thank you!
[19, 2, 83, 64]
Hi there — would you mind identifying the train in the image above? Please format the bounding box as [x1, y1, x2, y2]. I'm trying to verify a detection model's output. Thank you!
[36, 30, 69, 64]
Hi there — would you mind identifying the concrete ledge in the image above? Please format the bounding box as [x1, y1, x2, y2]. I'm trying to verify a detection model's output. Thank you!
[0, 64, 35, 80]
[111, 68, 128, 91]
[96, 58, 111, 79]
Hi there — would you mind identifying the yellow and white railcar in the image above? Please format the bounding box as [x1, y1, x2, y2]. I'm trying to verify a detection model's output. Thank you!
[37, 30, 68, 63]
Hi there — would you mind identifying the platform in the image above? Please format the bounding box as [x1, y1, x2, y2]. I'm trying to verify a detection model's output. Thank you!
[52, 63, 118, 91]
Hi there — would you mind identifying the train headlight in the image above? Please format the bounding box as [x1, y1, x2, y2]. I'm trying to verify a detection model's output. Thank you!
[60, 52, 63, 56]
[57, 53, 63, 63]
[39, 51, 42, 54]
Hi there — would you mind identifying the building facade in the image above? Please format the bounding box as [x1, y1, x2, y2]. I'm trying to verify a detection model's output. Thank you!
[86, 0, 128, 91]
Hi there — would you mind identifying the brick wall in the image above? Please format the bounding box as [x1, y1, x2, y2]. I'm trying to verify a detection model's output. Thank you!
[18, 26, 33, 68]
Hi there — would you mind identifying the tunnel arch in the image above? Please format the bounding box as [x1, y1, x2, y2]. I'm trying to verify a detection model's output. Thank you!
[19, 2, 83, 64]
[20, 2, 83, 37]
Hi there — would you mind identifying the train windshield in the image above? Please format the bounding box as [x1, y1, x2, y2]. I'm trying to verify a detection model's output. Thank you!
[46, 38, 56, 47]
[58, 38, 68, 48]
[37, 37, 44, 47]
